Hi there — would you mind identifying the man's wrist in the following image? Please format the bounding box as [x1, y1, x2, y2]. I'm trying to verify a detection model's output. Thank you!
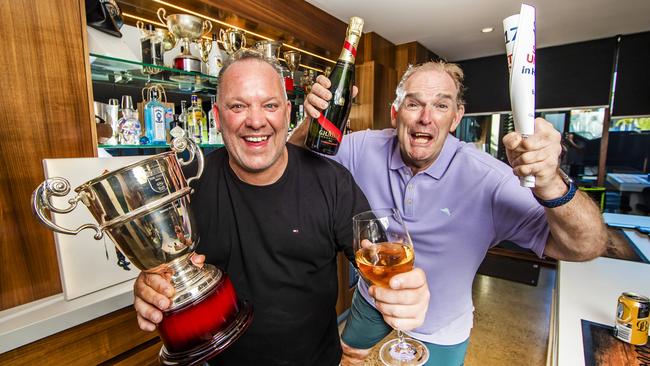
[533, 170, 577, 208]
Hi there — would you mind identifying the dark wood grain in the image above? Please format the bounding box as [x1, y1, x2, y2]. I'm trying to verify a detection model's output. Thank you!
[0, 0, 96, 310]
[0, 307, 159, 365]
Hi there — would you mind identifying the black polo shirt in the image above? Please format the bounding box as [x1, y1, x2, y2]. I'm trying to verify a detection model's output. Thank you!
[190, 144, 370, 365]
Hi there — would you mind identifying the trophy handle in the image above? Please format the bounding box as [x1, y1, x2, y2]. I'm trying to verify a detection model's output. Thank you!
[241, 32, 247, 49]
[32, 177, 104, 239]
[199, 38, 212, 62]
[165, 32, 177, 51]
[202, 20, 213, 38]
[219, 28, 230, 53]
[171, 137, 204, 185]
[157, 8, 167, 25]
[136, 20, 146, 35]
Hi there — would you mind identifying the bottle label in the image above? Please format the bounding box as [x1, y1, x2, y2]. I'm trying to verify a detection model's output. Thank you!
[316, 113, 342, 143]
[152, 106, 166, 141]
[343, 41, 357, 57]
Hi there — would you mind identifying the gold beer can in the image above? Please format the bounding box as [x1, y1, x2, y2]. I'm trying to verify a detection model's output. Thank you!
[614, 292, 649, 345]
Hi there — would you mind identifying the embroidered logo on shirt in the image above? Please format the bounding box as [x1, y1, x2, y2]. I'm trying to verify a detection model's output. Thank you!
[440, 208, 451, 216]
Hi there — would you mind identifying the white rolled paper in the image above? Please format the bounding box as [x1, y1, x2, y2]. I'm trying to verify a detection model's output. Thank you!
[504, 4, 536, 188]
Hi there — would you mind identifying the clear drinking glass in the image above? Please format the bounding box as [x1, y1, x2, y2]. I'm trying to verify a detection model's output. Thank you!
[352, 208, 429, 366]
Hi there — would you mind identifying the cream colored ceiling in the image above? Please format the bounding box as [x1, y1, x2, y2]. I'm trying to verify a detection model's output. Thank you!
[307, 0, 650, 61]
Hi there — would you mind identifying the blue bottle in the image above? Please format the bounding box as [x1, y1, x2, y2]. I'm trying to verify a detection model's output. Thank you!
[144, 88, 167, 145]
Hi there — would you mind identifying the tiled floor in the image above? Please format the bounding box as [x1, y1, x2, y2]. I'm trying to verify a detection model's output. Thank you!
[341, 267, 556, 365]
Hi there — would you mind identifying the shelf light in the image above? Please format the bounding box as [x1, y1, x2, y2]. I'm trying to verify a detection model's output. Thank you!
[481, 27, 494, 33]
[123, 12, 325, 73]
[152, 0, 336, 67]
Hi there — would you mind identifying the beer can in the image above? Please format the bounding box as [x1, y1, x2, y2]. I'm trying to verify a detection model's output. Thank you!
[614, 292, 649, 345]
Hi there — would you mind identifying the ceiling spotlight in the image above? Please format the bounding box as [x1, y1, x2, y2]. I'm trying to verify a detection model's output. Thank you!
[481, 27, 494, 33]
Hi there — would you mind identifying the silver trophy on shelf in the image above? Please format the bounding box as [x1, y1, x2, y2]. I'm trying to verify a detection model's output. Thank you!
[254, 40, 282, 60]
[157, 8, 212, 74]
[32, 137, 252, 365]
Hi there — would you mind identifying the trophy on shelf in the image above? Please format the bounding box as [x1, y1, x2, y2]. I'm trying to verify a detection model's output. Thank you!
[32, 137, 253, 366]
[219, 28, 246, 55]
[198, 37, 212, 64]
[283, 50, 301, 91]
[254, 40, 282, 60]
[137, 20, 175, 75]
[324, 66, 332, 78]
[157, 8, 212, 74]
[301, 69, 318, 93]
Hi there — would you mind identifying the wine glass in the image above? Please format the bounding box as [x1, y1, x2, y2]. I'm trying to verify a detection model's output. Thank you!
[352, 208, 429, 366]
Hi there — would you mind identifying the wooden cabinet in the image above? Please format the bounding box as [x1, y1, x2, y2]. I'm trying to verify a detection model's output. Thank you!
[0, 307, 160, 365]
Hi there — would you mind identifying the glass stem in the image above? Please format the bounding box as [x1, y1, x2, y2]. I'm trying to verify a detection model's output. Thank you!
[397, 329, 408, 349]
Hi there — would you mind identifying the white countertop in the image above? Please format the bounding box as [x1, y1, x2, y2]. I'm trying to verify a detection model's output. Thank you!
[550, 214, 650, 365]
[606, 173, 650, 192]
[0, 279, 135, 354]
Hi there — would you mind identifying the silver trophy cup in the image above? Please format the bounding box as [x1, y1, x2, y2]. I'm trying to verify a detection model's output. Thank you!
[32, 137, 252, 365]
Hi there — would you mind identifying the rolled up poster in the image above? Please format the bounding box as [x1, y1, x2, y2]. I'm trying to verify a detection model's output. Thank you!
[503, 4, 536, 188]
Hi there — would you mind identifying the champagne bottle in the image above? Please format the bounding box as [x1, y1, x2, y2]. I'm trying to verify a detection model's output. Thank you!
[304, 16, 363, 155]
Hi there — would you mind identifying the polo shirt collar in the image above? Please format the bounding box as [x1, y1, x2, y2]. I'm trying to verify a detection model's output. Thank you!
[389, 133, 460, 179]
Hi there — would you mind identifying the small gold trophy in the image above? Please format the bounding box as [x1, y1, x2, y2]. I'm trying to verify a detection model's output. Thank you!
[254, 40, 282, 60]
[219, 28, 247, 55]
[283, 51, 301, 78]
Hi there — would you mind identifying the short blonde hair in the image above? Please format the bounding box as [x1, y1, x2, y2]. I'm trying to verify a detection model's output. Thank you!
[217, 49, 287, 101]
[392, 61, 466, 110]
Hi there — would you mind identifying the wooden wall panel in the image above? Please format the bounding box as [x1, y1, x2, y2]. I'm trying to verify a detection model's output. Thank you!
[0, 0, 96, 310]
[196, 0, 347, 58]
[0, 307, 159, 365]
[350, 61, 397, 132]
[350, 62, 375, 132]
[395, 41, 441, 80]
[359, 32, 395, 68]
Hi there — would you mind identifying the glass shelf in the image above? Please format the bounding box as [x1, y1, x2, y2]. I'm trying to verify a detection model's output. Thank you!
[90, 53, 217, 94]
[99, 143, 224, 149]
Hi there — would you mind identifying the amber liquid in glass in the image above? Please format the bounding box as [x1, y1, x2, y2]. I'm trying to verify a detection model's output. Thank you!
[355, 242, 414, 288]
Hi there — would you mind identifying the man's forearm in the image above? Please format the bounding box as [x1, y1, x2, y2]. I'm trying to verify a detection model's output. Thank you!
[542, 190, 608, 261]
[288, 117, 310, 147]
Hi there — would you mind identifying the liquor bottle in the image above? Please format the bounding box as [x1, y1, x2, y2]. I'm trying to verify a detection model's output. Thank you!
[200, 98, 209, 143]
[208, 95, 219, 144]
[117, 95, 141, 145]
[304, 16, 363, 155]
[144, 88, 167, 144]
[169, 114, 185, 142]
[179, 100, 188, 133]
[187, 95, 204, 143]
[206, 34, 224, 77]
[141, 24, 164, 74]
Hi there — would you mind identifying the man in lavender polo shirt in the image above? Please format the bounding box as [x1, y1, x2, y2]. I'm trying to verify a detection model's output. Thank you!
[291, 61, 608, 365]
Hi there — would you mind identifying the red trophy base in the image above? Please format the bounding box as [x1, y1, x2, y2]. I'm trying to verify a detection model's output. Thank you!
[157, 271, 254, 366]
[173, 55, 202, 74]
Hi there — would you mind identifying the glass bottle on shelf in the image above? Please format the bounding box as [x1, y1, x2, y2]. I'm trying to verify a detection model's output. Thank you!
[208, 95, 220, 144]
[179, 100, 188, 134]
[117, 95, 141, 145]
[141, 23, 164, 74]
[206, 33, 223, 78]
[169, 113, 185, 142]
[199, 97, 209, 143]
[187, 95, 204, 143]
[144, 88, 167, 145]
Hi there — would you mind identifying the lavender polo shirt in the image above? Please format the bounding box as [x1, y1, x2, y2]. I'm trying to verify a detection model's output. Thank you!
[332, 129, 549, 344]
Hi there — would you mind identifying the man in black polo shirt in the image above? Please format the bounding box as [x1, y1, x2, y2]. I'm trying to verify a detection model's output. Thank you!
[133, 50, 430, 365]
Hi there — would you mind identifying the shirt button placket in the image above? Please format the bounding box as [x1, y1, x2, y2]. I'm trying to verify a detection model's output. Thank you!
[405, 180, 415, 217]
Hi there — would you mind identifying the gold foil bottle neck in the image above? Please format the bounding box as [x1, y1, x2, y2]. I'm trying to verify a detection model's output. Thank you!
[347, 16, 364, 38]
[337, 16, 364, 63]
